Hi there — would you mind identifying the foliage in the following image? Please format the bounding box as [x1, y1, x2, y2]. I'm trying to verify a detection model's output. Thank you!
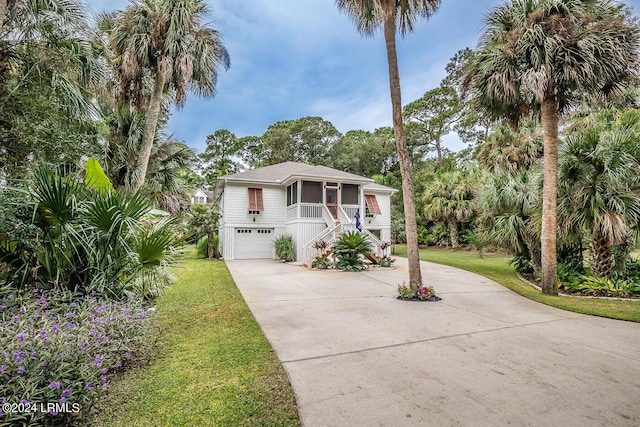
[558, 113, 640, 279]
[196, 236, 209, 258]
[423, 169, 478, 248]
[404, 83, 462, 166]
[88, 250, 299, 426]
[476, 120, 543, 173]
[477, 168, 542, 275]
[196, 235, 220, 260]
[200, 129, 245, 185]
[467, 0, 640, 295]
[327, 128, 398, 176]
[396, 282, 437, 300]
[274, 235, 295, 262]
[0, 290, 157, 426]
[613, 257, 640, 284]
[396, 283, 413, 299]
[0, 0, 102, 181]
[100, 0, 231, 191]
[562, 276, 640, 298]
[379, 255, 395, 268]
[248, 116, 342, 167]
[187, 204, 220, 258]
[510, 253, 534, 275]
[332, 231, 372, 271]
[416, 285, 436, 300]
[0, 161, 176, 300]
[312, 255, 331, 269]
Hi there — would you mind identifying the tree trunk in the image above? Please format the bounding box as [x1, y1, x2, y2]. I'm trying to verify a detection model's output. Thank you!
[591, 230, 613, 279]
[524, 230, 541, 278]
[540, 95, 558, 295]
[207, 232, 217, 259]
[383, 14, 422, 291]
[435, 135, 443, 168]
[131, 74, 165, 193]
[613, 234, 629, 272]
[449, 221, 458, 248]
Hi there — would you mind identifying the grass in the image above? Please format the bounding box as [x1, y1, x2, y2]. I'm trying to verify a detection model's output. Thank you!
[393, 245, 640, 323]
[89, 249, 299, 426]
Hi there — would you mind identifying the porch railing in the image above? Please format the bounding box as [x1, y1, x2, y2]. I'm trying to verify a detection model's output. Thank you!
[301, 203, 323, 219]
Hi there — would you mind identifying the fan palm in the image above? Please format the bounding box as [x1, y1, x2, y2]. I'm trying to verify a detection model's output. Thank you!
[335, 0, 441, 291]
[101, 0, 230, 192]
[478, 169, 543, 276]
[466, 0, 640, 294]
[476, 119, 543, 173]
[423, 171, 477, 248]
[558, 121, 640, 279]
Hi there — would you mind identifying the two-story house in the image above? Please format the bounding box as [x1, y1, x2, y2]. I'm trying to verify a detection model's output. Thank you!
[215, 162, 396, 263]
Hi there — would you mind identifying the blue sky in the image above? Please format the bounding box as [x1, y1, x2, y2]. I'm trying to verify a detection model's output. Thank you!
[87, 0, 640, 155]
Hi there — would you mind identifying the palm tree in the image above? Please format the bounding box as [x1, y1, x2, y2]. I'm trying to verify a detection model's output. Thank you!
[476, 120, 543, 174]
[558, 118, 640, 279]
[101, 0, 230, 193]
[466, 0, 639, 295]
[423, 171, 477, 248]
[335, 0, 441, 292]
[0, 0, 103, 179]
[478, 169, 543, 276]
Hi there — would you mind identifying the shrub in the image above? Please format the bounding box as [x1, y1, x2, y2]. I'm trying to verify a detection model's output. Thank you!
[0, 161, 176, 300]
[0, 289, 157, 425]
[274, 235, 295, 262]
[196, 236, 209, 258]
[562, 275, 640, 297]
[510, 253, 534, 275]
[333, 231, 372, 271]
[311, 255, 331, 269]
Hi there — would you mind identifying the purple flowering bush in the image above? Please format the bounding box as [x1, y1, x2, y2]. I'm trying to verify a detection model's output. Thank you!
[0, 290, 157, 425]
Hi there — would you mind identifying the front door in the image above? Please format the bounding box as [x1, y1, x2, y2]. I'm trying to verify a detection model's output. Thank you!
[325, 187, 338, 219]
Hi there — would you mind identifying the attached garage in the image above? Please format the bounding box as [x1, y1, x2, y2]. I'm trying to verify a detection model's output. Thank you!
[233, 228, 275, 259]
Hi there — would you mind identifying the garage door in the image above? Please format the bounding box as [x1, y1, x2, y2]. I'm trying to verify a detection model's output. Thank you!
[234, 228, 274, 259]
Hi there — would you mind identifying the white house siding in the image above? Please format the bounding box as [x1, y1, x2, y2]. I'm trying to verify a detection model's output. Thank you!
[363, 191, 392, 243]
[220, 183, 286, 260]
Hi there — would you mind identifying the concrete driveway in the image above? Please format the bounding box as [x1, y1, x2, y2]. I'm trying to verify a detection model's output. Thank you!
[225, 257, 640, 427]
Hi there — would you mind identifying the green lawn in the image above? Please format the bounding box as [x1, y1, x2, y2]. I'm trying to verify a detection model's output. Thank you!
[89, 249, 299, 426]
[393, 245, 640, 323]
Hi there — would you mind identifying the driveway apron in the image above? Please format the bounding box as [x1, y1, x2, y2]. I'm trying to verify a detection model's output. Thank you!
[225, 258, 640, 427]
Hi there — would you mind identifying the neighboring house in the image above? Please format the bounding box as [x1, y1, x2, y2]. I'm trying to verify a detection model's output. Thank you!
[215, 161, 396, 263]
[191, 188, 216, 205]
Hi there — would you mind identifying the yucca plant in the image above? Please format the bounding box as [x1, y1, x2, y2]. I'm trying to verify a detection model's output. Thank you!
[333, 231, 372, 271]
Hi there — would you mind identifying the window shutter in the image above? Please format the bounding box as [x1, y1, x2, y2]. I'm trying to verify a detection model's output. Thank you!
[248, 188, 264, 211]
[364, 194, 381, 215]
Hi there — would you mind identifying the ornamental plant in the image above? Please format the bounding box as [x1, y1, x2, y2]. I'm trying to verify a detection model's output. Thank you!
[0, 289, 157, 425]
[274, 234, 295, 262]
[396, 282, 438, 301]
[0, 160, 176, 300]
[333, 231, 372, 272]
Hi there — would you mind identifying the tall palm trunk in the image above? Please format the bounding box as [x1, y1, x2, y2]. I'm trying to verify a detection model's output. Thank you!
[540, 94, 558, 295]
[591, 230, 613, 279]
[383, 13, 422, 291]
[131, 74, 165, 193]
